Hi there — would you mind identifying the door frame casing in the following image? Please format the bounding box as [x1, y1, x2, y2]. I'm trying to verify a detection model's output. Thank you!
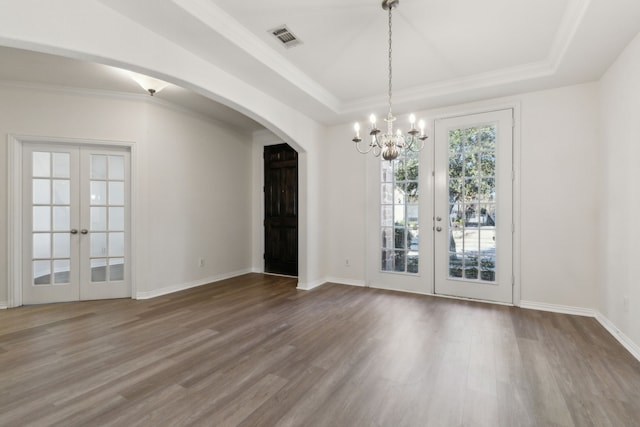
[7, 134, 137, 307]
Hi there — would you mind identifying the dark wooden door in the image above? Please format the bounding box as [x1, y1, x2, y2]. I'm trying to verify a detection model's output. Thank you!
[264, 144, 298, 276]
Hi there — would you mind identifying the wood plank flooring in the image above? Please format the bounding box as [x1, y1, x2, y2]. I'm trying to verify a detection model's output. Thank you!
[1, 273, 639, 426]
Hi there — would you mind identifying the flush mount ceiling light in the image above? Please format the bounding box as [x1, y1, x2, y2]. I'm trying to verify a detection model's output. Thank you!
[127, 71, 170, 96]
[351, 0, 427, 161]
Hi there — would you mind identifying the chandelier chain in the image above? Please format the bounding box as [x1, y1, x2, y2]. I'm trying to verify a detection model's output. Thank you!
[350, 0, 427, 161]
[387, 5, 393, 119]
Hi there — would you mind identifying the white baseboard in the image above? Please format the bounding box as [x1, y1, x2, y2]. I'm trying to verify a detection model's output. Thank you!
[367, 282, 435, 297]
[135, 269, 253, 300]
[324, 277, 365, 287]
[519, 300, 595, 317]
[263, 272, 297, 279]
[292, 276, 365, 291]
[519, 300, 640, 363]
[296, 278, 326, 291]
[0, 301, 8, 310]
[594, 312, 640, 362]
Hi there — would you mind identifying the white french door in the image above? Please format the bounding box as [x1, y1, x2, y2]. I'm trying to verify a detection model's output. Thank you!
[433, 110, 513, 304]
[22, 143, 131, 304]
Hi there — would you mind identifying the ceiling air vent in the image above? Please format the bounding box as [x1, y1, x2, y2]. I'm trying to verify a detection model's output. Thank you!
[269, 26, 302, 49]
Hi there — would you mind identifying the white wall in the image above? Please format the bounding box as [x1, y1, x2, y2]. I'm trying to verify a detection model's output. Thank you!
[139, 102, 253, 295]
[323, 83, 600, 311]
[0, 85, 253, 304]
[599, 32, 640, 349]
[324, 123, 368, 286]
[519, 84, 600, 309]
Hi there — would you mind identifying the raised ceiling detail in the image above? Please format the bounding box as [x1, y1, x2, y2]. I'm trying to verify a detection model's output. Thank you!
[153, 0, 640, 123]
[3, 0, 640, 126]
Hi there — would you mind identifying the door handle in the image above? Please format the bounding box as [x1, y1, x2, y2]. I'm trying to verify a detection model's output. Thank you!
[436, 216, 442, 222]
[436, 226, 442, 232]
[70, 229, 78, 234]
[80, 229, 89, 235]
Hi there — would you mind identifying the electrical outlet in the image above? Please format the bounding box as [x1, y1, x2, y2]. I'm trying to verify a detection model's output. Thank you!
[198, 258, 205, 267]
[345, 259, 350, 267]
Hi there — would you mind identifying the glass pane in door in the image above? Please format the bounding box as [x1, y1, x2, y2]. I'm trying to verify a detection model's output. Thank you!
[380, 148, 419, 274]
[89, 155, 126, 283]
[447, 126, 496, 282]
[31, 151, 72, 286]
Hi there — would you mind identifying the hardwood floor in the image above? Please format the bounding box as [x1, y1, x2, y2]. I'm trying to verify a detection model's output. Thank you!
[1, 273, 639, 426]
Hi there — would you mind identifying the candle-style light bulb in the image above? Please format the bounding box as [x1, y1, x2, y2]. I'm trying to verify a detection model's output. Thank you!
[409, 114, 416, 127]
[354, 122, 360, 139]
[418, 120, 425, 137]
[369, 114, 377, 128]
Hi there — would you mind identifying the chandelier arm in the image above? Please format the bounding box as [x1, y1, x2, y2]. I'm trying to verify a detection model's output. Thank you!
[406, 136, 426, 152]
[349, 0, 427, 162]
[354, 139, 375, 154]
[374, 134, 385, 152]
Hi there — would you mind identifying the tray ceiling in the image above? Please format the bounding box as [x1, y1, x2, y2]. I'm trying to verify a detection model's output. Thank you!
[2, 0, 640, 127]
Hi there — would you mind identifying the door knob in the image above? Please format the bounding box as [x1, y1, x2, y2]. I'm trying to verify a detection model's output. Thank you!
[436, 216, 442, 222]
[80, 229, 89, 234]
[436, 226, 442, 232]
[70, 229, 78, 234]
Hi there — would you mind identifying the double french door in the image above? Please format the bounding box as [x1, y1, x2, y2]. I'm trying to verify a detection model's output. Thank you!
[22, 143, 131, 304]
[368, 109, 514, 304]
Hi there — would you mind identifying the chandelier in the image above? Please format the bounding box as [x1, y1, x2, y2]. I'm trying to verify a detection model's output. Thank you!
[351, 0, 427, 161]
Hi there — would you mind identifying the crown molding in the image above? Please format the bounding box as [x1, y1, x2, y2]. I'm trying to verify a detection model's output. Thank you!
[171, 0, 590, 117]
[342, 0, 591, 114]
[0, 0, 593, 126]
[0, 80, 257, 137]
[0, 79, 143, 101]
[547, 0, 592, 72]
[340, 60, 553, 114]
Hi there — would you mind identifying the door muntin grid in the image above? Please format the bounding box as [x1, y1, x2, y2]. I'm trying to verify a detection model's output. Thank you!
[380, 149, 419, 274]
[447, 125, 497, 282]
[31, 151, 72, 286]
[89, 154, 125, 283]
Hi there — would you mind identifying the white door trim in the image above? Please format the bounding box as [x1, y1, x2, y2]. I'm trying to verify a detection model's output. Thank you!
[7, 134, 137, 307]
